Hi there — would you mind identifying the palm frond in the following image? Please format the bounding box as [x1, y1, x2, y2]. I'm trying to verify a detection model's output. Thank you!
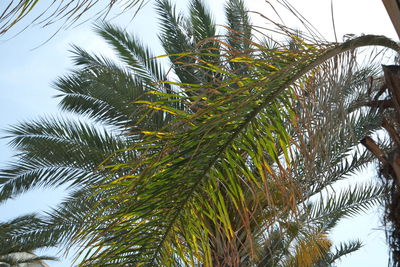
[95, 22, 166, 83]
[15, 188, 108, 251]
[0, 117, 131, 202]
[156, 0, 198, 85]
[156, 0, 192, 55]
[307, 183, 386, 232]
[288, 53, 387, 196]
[54, 49, 145, 126]
[316, 240, 363, 266]
[189, 0, 216, 43]
[225, 0, 252, 52]
[0, 0, 146, 35]
[0, 214, 56, 254]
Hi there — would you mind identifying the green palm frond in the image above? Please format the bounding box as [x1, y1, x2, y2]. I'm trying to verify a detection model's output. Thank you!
[0, 117, 131, 202]
[55, 46, 174, 129]
[225, 0, 252, 51]
[95, 22, 166, 83]
[156, 0, 192, 55]
[315, 240, 363, 266]
[13, 189, 108, 250]
[188, 0, 221, 83]
[156, 0, 198, 85]
[225, 0, 253, 73]
[189, 0, 216, 43]
[0, 214, 56, 254]
[307, 183, 385, 232]
[54, 51, 146, 126]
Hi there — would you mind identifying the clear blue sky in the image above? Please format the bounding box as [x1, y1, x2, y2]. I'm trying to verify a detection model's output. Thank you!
[0, 0, 397, 266]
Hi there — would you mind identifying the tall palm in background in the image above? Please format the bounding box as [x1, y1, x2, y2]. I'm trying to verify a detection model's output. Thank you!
[0, 0, 397, 266]
[0, 215, 54, 266]
[0, 0, 256, 260]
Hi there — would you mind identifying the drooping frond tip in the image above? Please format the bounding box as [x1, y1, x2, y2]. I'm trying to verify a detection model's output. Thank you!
[0, 0, 147, 35]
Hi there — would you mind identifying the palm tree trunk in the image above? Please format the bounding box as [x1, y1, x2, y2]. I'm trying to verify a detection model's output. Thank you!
[361, 65, 400, 267]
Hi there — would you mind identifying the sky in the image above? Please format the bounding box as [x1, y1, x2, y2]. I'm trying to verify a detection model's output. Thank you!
[0, 0, 398, 266]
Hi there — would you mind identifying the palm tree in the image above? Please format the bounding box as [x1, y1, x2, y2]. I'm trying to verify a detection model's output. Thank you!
[0, 0, 254, 260]
[75, 34, 399, 266]
[359, 64, 400, 266]
[1, 0, 398, 265]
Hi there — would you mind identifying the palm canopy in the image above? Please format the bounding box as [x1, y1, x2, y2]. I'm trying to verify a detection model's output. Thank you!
[74, 32, 399, 266]
[0, 0, 251, 205]
[0, 0, 253, 259]
[0, 0, 399, 266]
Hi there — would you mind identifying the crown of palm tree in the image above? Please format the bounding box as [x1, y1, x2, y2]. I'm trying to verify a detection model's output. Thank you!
[0, 215, 56, 266]
[1, 0, 399, 266]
